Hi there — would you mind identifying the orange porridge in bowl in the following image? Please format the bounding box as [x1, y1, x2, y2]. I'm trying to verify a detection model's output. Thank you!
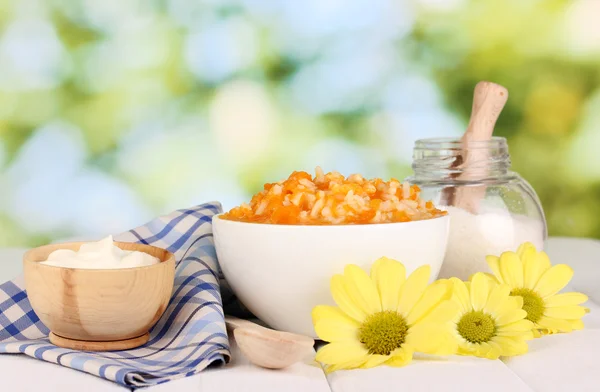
[221, 167, 447, 225]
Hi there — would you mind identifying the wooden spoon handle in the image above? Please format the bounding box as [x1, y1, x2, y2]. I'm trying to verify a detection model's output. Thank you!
[463, 81, 508, 143]
[224, 315, 261, 331]
[451, 81, 508, 213]
[225, 315, 315, 345]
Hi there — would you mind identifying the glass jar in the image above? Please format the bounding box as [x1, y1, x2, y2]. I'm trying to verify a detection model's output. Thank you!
[405, 137, 547, 280]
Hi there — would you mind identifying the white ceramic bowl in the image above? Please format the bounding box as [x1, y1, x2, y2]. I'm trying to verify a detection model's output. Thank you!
[213, 215, 450, 337]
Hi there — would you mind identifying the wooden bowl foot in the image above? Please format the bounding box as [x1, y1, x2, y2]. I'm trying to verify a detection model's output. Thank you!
[49, 332, 150, 351]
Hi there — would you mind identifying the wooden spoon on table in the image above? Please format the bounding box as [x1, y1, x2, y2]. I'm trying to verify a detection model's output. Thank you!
[443, 81, 509, 213]
[225, 316, 315, 369]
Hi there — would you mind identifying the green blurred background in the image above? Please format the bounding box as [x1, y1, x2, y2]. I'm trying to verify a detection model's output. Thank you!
[1, 0, 599, 247]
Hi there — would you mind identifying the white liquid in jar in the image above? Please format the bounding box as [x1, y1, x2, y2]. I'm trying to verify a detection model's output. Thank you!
[438, 206, 545, 280]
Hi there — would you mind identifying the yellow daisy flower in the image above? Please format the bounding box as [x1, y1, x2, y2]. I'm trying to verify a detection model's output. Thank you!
[312, 257, 459, 372]
[449, 273, 534, 359]
[485, 242, 588, 336]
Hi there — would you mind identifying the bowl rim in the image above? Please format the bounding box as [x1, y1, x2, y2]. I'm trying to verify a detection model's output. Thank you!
[212, 212, 449, 229]
[23, 241, 176, 273]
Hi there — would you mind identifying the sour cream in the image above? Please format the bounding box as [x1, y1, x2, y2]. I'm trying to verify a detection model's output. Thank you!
[40, 236, 160, 269]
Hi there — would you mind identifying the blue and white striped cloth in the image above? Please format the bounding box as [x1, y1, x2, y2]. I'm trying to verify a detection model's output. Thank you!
[0, 202, 231, 388]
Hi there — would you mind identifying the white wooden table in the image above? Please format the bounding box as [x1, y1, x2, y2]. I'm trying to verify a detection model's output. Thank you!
[1, 237, 599, 391]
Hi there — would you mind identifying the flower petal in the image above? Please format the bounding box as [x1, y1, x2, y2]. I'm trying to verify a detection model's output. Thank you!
[470, 273, 490, 311]
[495, 309, 527, 326]
[385, 346, 414, 367]
[406, 323, 457, 355]
[324, 357, 367, 374]
[314, 321, 358, 343]
[419, 300, 460, 325]
[331, 275, 367, 322]
[468, 272, 499, 286]
[536, 316, 573, 333]
[487, 341, 503, 358]
[359, 354, 390, 369]
[483, 284, 511, 318]
[397, 265, 431, 317]
[496, 329, 534, 341]
[457, 341, 494, 359]
[499, 252, 524, 288]
[508, 295, 524, 310]
[316, 341, 369, 365]
[534, 264, 574, 298]
[498, 319, 535, 333]
[343, 265, 382, 315]
[406, 279, 453, 325]
[312, 305, 355, 325]
[370, 257, 405, 311]
[479, 342, 500, 359]
[450, 278, 472, 313]
[570, 319, 584, 331]
[522, 248, 545, 289]
[544, 305, 587, 320]
[486, 255, 504, 283]
[517, 242, 537, 259]
[457, 341, 479, 357]
[544, 292, 588, 307]
[312, 305, 360, 342]
[496, 323, 534, 341]
[492, 336, 528, 356]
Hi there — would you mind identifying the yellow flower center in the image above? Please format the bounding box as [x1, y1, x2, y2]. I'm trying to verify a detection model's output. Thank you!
[359, 310, 408, 355]
[510, 288, 544, 323]
[457, 310, 496, 343]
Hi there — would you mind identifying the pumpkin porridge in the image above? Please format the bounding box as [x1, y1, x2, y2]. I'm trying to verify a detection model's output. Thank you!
[221, 167, 447, 225]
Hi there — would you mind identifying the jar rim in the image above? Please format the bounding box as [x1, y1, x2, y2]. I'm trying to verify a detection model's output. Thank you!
[414, 136, 508, 150]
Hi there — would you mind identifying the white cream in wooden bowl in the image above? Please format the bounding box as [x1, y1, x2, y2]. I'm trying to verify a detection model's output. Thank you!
[39, 235, 160, 269]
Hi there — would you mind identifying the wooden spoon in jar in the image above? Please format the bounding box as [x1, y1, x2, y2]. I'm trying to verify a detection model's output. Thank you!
[225, 316, 315, 369]
[443, 81, 509, 213]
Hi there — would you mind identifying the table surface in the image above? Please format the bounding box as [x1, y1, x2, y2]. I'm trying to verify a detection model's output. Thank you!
[1, 237, 599, 392]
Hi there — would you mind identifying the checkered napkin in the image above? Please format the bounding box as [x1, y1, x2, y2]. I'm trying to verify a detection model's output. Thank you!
[0, 202, 231, 388]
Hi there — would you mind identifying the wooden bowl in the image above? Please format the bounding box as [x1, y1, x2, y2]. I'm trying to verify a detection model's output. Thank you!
[23, 241, 175, 351]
